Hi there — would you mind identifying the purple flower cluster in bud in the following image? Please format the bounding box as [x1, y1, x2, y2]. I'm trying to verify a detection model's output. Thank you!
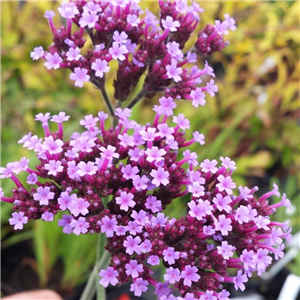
[30, 0, 234, 106]
[2, 1, 292, 299]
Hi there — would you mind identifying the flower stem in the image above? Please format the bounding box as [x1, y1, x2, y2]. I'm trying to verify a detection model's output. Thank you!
[79, 234, 110, 300]
[80, 197, 110, 300]
[90, 78, 115, 118]
[127, 88, 148, 109]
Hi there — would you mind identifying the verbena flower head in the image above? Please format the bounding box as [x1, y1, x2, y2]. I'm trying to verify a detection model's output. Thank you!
[1, 105, 292, 298]
[2, 1, 291, 299]
[29, 0, 235, 105]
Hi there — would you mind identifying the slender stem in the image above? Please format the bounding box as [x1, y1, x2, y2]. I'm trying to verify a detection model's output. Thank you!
[79, 264, 98, 300]
[79, 235, 110, 300]
[79, 249, 110, 300]
[96, 233, 107, 300]
[100, 85, 115, 118]
[127, 88, 148, 109]
[80, 198, 110, 300]
[90, 78, 115, 118]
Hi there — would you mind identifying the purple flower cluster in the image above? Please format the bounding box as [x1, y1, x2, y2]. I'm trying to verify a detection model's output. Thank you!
[2, 1, 292, 299]
[30, 0, 233, 106]
[1, 105, 291, 298]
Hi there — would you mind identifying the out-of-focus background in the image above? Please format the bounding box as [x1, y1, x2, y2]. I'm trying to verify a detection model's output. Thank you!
[1, 1, 299, 299]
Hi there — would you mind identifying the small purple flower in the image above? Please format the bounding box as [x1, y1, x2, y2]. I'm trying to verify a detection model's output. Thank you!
[51, 112, 70, 123]
[214, 214, 232, 235]
[109, 42, 128, 61]
[70, 217, 89, 235]
[147, 255, 160, 266]
[181, 265, 200, 287]
[218, 290, 230, 300]
[113, 31, 128, 44]
[145, 195, 162, 213]
[200, 159, 218, 174]
[163, 247, 180, 265]
[140, 239, 152, 253]
[14, 157, 29, 174]
[206, 79, 218, 97]
[233, 270, 248, 291]
[66, 47, 82, 61]
[30, 46, 44, 60]
[240, 249, 256, 271]
[224, 14, 236, 31]
[253, 249, 272, 275]
[140, 127, 157, 142]
[217, 241, 236, 260]
[91, 59, 110, 78]
[101, 216, 117, 238]
[83, 1, 102, 13]
[33, 186, 55, 205]
[220, 156, 236, 171]
[162, 16, 180, 32]
[164, 267, 181, 284]
[132, 175, 149, 191]
[166, 41, 183, 61]
[213, 194, 232, 213]
[118, 133, 135, 147]
[166, 61, 183, 82]
[193, 131, 205, 145]
[121, 165, 139, 180]
[116, 191, 136, 211]
[187, 51, 197, 63]
[125, 260, 143, 278]
[69, 197, 90, 217]
[123, 235, 141, 255]
[157, 123, 174, 139]
[127, 14, 140, 27]
[27, 173, 38, 185]
[77, 161, 97, 176]
[41, 211, 54, 222]
[58, 2, 79, 19]
[57, 191, 76, 211]
[79, 11, 99, 28]
[155, 282, 172, 299]
[58, 214, 73, 234]
[188, 183, 205, 198]
[70, 67, 90, 88]
[43, 136, 63, 154]
[145, 146, 166, 163]
[44, 10, 55, 19]
[99, 266, 119, 288]
[150, 167, 169, 187]
[217, 175, 236, 195]
[99, 145, 119, 160]
[153, 96, 177, 116]
[130, 278, 148, 297]
[173, 114, 190, 130]
[190, 88, 206, 107]
[45, 160, 63, 176]
[44, 52, 62, 70]
[9, 212, 28, 230]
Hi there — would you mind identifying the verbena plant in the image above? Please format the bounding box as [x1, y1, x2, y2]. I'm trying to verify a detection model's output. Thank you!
[1, 1, 292, 299]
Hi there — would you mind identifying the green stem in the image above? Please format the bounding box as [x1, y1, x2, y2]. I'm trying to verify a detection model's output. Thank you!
[79, 235, 110, 300]
[90, 78, 115, 118]
[96, 233, 106, 300]
[127, 88, 148, 109]
[80, 199, 110, 300]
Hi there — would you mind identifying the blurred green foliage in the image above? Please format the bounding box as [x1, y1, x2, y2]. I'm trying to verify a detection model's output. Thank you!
[1, 0, 299, 294]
